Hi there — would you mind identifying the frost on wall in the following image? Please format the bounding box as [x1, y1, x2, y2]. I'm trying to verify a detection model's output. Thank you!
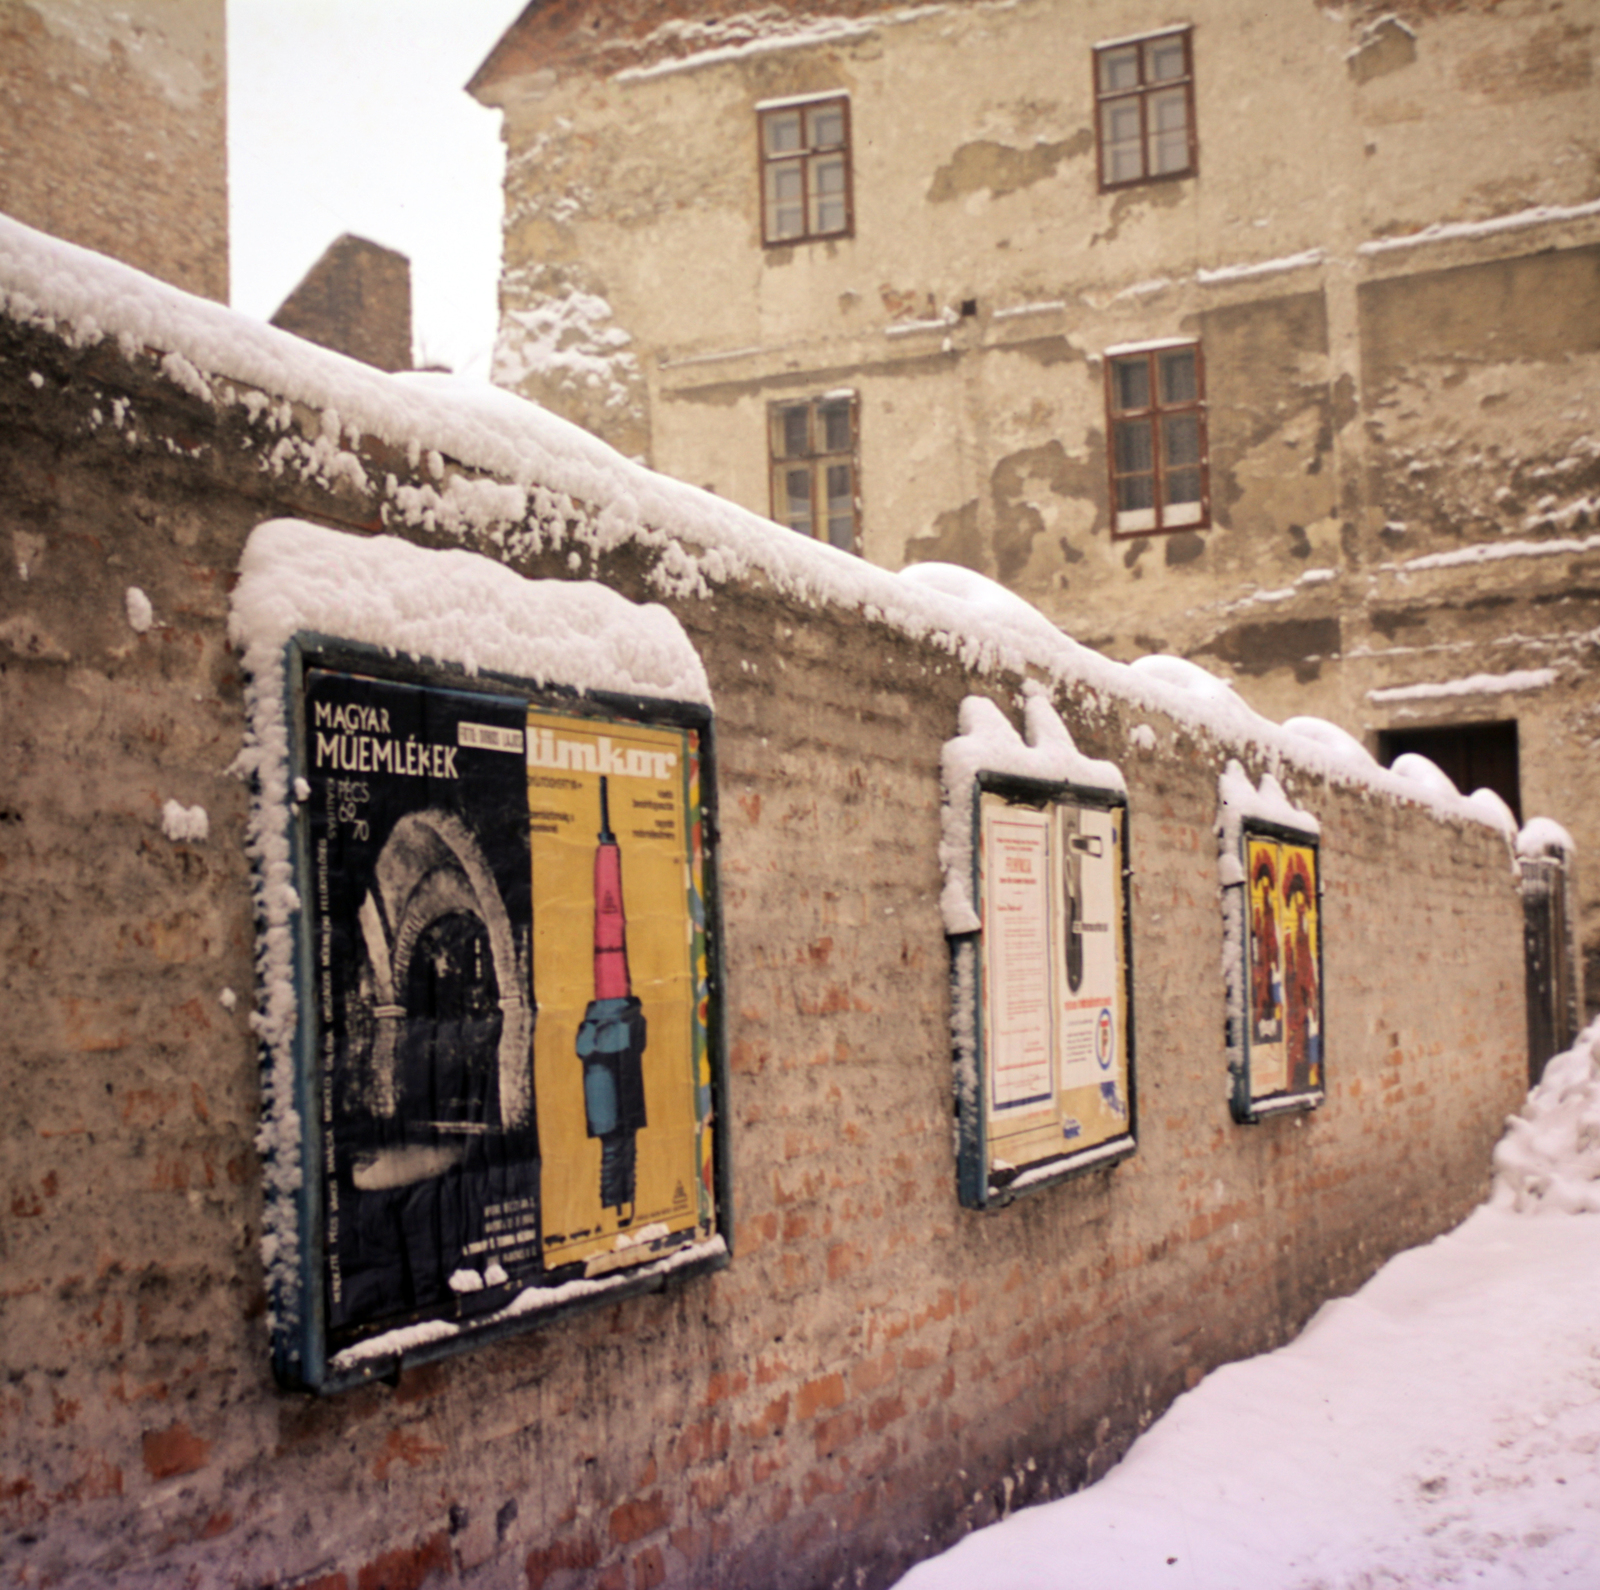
[494, 264, 649, 460]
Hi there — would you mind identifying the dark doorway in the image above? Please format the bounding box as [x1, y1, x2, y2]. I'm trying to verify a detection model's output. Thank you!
[1377, 719, 1521, 824]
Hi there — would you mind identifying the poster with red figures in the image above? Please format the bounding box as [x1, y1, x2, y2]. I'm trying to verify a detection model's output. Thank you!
[1240, 830, 1322, 1111]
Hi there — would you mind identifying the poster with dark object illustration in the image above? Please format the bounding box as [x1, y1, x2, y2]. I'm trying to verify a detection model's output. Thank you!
[1232, 825, 1323, 1121]
[295, 663, 719, 1384]
[524, 710, 710, 1275]
[958, 776, 1134, 1208]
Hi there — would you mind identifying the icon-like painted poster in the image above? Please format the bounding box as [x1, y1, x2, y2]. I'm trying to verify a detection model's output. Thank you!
[1239, 830, 1322, 1110]
[304, 669, 716, 1362]
[976, 787, 1132, 1200]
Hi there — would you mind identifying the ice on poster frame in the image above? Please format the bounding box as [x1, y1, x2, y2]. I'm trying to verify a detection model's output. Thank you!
[257, 633, 730, 1394]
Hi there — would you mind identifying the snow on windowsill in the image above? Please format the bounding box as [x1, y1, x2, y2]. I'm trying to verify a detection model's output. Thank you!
[1357, 197, 1600, 257]
[1195, 248, 1325, 286]
[1383, 532, 1600, 575]
[1367, 668, 1557, 705]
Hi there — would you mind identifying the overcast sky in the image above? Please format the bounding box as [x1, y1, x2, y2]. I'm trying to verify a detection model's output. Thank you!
[228, 0, 528, 378]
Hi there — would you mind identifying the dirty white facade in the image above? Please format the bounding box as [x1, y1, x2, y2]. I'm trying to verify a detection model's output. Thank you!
[470, 0, 1600, 1004]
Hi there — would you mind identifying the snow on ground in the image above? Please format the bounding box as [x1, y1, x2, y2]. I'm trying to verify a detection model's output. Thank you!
[897, 1026, 1600, 1590]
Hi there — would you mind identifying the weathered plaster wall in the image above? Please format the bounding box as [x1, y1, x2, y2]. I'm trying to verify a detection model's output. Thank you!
[476, 0, 1600, 1010]
[0, 303, 1526, 1589]
[0, 0, 229, 303]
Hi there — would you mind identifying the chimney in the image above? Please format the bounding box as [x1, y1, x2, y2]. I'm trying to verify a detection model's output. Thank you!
[270, 234, 414, 372]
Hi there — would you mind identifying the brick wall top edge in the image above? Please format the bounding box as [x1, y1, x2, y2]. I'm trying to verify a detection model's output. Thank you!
[0, 251, 1527, 839]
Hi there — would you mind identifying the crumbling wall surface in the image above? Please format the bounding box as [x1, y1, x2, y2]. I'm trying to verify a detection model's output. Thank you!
[0, 0, 229, 302]
[0, 314, 1525, 1590]
[1357, 243, 1600, 549]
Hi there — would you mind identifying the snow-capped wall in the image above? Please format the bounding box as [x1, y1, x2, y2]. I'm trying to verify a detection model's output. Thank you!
[0, 217, 1533, 1590]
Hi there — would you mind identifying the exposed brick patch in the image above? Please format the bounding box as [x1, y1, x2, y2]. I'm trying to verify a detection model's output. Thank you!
[141, 1422, 209, 1481]
[795, 1371, 846, 1421]
[703, 1368, 748, 1406]
[812, 1408, 864, 1459]
[525, 1535, 599, 1590]
[355, 1532, 451, 1590]
[372, 1427, 447, 1483]
[634, 1543, 667, 1587]
[608, 1491, 669, 1546]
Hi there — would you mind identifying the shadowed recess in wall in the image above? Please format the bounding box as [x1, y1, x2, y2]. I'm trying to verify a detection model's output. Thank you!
[1194, 616, 1342, 682]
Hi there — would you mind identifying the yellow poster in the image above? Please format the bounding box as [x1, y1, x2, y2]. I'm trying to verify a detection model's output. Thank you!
[527, 710, 709, 1273]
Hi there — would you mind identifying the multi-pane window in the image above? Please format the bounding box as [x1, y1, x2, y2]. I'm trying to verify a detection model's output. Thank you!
[1106, 342, 1207, 535]
[759, 95, 852, 245]
[1094, 28, 1195, 189]
[770, 394, 859, 553]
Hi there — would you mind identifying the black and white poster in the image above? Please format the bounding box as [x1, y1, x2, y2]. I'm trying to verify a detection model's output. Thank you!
[306, 669, 539, 1342]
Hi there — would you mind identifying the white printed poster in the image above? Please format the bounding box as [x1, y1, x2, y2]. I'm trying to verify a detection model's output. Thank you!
[978, 789, 1131, 1186]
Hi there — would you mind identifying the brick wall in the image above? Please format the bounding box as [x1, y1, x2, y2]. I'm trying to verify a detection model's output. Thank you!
[0, 311, 1525, 1589]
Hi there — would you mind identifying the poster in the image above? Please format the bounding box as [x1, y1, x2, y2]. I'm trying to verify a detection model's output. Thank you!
[303, 667, 715, 1357]
[525, 710, 710, 1273]
[1239, 829, 1322, 1111]
[975, 787, 1132, 1198]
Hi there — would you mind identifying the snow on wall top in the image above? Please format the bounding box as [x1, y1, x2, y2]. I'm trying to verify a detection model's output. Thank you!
[939, 687, 1125, 937]
[0, 213, 1519, 838]
[229, 519, 710, 707]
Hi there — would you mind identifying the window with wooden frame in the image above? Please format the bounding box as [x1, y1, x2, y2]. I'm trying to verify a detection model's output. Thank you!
[1105, 341, 1208, 535]
[759, 94, 852, 246]
[769, 394, 859, 553]
[1094, 27, 1196, 190]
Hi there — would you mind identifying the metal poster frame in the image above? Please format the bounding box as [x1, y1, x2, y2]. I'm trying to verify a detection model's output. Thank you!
[266, 635, 729, 1393]
[1226, 816, 1325, 1124]
[953, 772, 1136, 1209]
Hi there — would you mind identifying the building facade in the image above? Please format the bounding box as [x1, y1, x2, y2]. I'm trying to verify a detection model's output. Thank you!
[470, 0, 1599, 1005]
[0, 0, 228, 302]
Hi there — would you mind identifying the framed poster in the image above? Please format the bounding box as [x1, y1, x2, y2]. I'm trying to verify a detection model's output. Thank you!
[955, 774, 1135, 1208]
[273, 641, 725, 1391]
[1227, 820, 1324, 1122]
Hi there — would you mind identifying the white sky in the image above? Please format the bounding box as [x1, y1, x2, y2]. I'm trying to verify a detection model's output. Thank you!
[228, 0, 528, 378]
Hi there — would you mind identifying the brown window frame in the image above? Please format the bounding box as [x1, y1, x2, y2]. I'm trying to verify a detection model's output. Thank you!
[1093, 27, 1197, 192]
[758, 94, 854, 247]
[1104, 341, 1210, 537]
[768, 393, 861, 554]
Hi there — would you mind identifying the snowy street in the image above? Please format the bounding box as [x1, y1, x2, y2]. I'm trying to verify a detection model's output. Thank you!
[897, 1031, 1600, 1590]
